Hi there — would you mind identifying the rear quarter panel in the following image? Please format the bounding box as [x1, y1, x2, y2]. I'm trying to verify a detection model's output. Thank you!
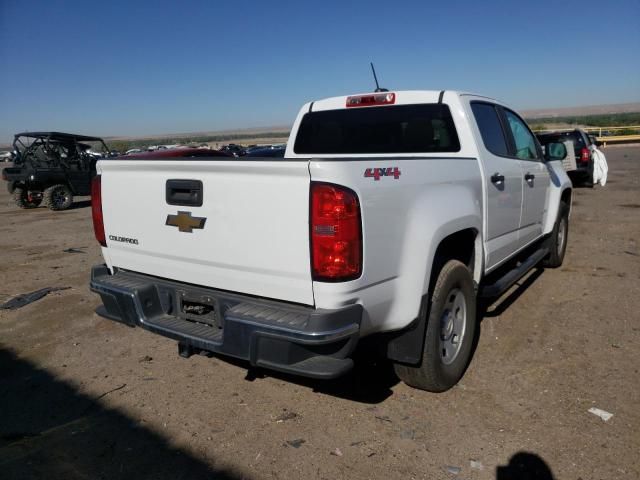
[310, 157, 483, 335]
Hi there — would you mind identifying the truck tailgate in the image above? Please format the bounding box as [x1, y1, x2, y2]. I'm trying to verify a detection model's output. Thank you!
[98, 159, 314, 305]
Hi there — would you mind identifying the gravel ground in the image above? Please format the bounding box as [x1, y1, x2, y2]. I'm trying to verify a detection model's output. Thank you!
[1, 147, 639, 480]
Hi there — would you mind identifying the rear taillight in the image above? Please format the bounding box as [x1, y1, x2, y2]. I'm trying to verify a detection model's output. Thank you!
[1, 170, 7, 181]
[310, 183, 362, 281]
[91, 175, 106, 247]
[580, 148, 590, 163]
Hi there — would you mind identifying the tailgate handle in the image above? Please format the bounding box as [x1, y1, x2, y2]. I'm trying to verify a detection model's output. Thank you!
[166, 179, 203, 207]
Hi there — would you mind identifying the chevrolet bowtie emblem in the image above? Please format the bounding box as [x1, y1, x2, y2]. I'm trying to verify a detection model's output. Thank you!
[165, 211, 206, 233]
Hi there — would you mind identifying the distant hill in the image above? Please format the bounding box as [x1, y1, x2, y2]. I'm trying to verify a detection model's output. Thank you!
[522, 102, 640, 119]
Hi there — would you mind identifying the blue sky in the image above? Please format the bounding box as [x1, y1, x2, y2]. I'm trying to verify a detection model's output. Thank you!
[1, 0, 639, 143]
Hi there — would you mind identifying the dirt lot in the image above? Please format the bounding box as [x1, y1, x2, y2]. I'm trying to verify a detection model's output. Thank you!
[1, 147, 639, 480]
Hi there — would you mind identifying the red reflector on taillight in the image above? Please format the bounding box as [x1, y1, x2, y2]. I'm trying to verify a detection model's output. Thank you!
[580, 147, 590, 163]
[346, 92, 395, 108]
[91, 175, 106, 247]
[311, 183, 362, 281]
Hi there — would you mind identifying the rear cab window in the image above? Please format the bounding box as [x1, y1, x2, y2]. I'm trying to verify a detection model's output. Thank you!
[293, 104, 460, 154]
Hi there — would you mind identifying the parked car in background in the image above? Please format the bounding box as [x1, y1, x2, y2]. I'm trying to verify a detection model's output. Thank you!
[243, 145, 262, 155]
[219, 144, 246, 157]
[243, 144, 286, 158]
[536, 129, 595, 186]
[1, 150, 15, 162]
[120, 147, 231, 159]
[87, 148, 120, 159]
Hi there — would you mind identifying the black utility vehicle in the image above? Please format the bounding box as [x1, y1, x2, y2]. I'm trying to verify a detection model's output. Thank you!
[2, 132, 112, 210]
[536, 129, 596, 186]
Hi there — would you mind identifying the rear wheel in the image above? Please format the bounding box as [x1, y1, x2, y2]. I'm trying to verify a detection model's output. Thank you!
[394, 260, 477, 392]
[13, 187, 42, 209]
[543, 202, 569, 268]
[43, 184, 73, 211]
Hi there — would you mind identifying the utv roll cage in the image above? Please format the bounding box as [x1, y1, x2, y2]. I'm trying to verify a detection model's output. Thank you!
[3, 132, 113, 211]
[12, 132, 111, 168]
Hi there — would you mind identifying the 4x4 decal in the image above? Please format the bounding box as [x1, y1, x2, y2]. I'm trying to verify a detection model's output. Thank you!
[364, 167, 401, 181]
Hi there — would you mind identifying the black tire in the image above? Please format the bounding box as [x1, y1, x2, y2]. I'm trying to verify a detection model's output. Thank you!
[543, 202, 569, 268]
[13, 187, 42, 209]
[394, 260, 477, 392]
[43, 184, 73, 211]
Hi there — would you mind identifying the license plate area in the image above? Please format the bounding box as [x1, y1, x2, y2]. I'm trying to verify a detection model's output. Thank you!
[177, 290, 220, 328]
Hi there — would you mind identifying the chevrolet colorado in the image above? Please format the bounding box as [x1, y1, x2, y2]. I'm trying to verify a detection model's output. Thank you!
[90, 90, 571, 392]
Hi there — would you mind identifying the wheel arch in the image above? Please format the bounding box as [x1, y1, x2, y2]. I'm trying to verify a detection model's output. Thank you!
[387, 224, 482, 365]
[429, 227, 483, 287]
[543, 162, 573, 234]
[561, 187, 573, 214]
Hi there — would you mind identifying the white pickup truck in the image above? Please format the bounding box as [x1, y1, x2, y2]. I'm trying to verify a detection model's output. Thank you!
[90, 90, 572, 392]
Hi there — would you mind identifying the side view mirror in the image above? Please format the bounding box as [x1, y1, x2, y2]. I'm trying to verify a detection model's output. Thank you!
[544, 142, 567, 161]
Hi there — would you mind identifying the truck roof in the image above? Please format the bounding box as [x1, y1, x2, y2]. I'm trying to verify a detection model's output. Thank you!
[308, 90, 498, 112]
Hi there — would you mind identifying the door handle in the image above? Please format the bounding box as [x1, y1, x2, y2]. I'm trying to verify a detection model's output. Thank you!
[491, 173, 505, 184]
[525, 173, 535, 182]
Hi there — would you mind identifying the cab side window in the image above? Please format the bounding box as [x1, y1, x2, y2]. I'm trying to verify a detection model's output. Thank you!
[504, 110, 539, 160]
[471, 102, 509, 157]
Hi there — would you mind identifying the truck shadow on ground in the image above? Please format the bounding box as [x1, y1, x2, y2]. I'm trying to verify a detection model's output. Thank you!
[241, 268, 547, 405]
[0, 347, 249, 480]
[481, 268, 544, 318]
[67, 199, 92, 210]
[467, 268, 545, 378]
[496, 451, 555, 479]
[232, 349, 400, 404]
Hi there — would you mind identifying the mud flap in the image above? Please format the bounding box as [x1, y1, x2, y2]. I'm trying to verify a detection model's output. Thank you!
[386, 295, 429, 365]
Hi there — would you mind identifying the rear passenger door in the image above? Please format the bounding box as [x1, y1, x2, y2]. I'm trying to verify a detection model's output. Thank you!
[470, 102, 523, 270]
[502, 109, 551, 247]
